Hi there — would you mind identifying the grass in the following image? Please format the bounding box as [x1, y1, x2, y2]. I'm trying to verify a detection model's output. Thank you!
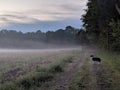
[0, 61, 65, 90]
[97, 51, 120, 89]
[0, 73, 53, 90]
[69, 48, 120, 90]
[1, 62, 64, 90]
[69, 59, 91, 90]
[17, 72, 53, 89]
[0, 48, 81, 90]
[2, 47, 120, 90]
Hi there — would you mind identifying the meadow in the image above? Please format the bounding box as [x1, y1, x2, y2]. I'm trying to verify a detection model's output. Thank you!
[1, 47, 120, 90]
[0, 47, 82, 90]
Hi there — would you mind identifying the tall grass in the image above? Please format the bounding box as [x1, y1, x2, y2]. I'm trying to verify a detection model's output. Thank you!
[0, 56, 83, 90]
[69, 49, 120, 90]
[98, 51, 120, 89]
[69, 59, 91, 90]
[0, 61, 64, 90]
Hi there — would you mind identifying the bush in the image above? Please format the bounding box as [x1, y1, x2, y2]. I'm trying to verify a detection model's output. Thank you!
[109, 20, 120, 51]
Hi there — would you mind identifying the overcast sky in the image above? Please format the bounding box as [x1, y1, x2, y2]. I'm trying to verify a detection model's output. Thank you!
[0, 0, 88, 32]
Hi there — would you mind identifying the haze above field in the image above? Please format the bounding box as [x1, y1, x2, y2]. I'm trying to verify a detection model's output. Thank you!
[0, 0, 88, 32]
[0, 26, 81, 49]
[0, 47, 82, 53]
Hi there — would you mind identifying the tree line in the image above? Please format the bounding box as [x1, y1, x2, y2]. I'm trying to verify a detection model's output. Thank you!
[78, 0, 120, 51]
[0, 26, 79, 47]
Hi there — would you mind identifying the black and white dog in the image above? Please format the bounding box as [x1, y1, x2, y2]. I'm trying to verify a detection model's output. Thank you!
[90, 55, 101, 62]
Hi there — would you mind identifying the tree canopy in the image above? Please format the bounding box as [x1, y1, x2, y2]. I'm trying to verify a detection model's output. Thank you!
[79, 0, 120, 51]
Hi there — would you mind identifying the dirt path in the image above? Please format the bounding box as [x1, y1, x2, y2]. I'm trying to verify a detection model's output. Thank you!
[55, 61, 83, 90]
[53, 51, 87, 90]
[91, 62, 112, 90]
[53, 47, 113, 90]
[85, 48, 112, 90]
[54, 48, 113, 90]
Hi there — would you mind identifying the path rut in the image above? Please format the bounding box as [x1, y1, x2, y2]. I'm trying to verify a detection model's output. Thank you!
[54, 51, 87, 90]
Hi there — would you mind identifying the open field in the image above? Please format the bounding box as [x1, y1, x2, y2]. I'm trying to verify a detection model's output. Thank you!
[0, 47, 81, 74]
[0, 47, 120, 90]
[0, 47, 83, 90]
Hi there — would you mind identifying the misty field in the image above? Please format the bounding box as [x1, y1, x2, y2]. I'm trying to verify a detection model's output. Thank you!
[1, 47, 120, 90]
[0, 47, 82, 90]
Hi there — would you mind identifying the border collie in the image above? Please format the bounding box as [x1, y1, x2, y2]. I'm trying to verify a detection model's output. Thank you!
[90, 55, 101, 62]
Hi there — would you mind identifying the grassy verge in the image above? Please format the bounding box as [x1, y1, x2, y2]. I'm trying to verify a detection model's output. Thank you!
[98, 51, 120, 89]
[69, 59, 91, 90]
[69, 49, 120, 90]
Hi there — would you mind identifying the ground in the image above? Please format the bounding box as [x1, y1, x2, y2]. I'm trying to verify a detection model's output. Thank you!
[0, 47, 120, 90]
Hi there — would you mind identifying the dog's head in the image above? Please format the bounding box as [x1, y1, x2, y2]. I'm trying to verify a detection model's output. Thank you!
[90, 55, 94, 57]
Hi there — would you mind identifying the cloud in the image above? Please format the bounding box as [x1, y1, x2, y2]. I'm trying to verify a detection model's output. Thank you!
[0, 13, 38, 26]
[0, 0, 88, 27]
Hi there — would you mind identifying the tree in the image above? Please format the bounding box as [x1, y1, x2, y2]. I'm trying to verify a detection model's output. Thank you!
[81, 0, 120, 51]
[115, 0, 120, 14]
[76, 29, 88, 44]
[82, 0, 100, 44]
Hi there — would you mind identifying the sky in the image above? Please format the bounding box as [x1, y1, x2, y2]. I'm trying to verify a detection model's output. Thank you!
[0, 0, 88, 32]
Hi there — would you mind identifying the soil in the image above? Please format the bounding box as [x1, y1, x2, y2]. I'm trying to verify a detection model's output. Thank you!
[54, 61, 83, 90]
[92, 62, 112, 90]
[53, 51, 87, 90]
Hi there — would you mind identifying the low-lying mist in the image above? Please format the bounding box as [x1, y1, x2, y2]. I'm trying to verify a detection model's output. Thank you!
[0, 26, 80, 49]
[0, 40, 80, 49]
[0, 45, 82, 54]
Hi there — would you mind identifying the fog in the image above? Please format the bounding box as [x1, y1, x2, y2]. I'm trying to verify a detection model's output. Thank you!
[0, 46, 82, 53]
[0, 26, 81, 51]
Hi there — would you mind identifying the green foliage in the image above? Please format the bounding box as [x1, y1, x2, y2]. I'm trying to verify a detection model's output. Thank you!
[80, 0, 120, 51]
[81, 0, 102, 44]
[76, 29, 89, 44]
[109, 20, 120, 51]
[82, 0, 99, 30]
[115, 0, 120, 15]
[46, 26, 79, 44]
[98, 20, 120, 51]
[98, 51, 120, 89]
